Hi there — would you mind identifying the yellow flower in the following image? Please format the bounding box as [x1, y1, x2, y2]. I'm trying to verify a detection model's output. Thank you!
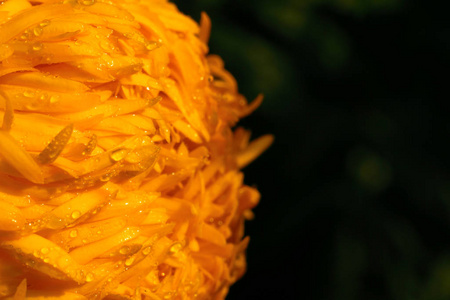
[0, 0, 273, 298]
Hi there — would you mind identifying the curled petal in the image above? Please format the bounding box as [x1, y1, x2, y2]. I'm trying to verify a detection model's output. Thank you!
[38, 123, 73, 164]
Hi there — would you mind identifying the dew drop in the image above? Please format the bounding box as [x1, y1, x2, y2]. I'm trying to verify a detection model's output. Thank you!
[100, 173, 113, 182]
[40, 248, 49, 254]
[125, 256, 135, 266]
[43, 257, 50, 263]
[142, 246, 151, 255]
[23, 90, 35, 98]
[20, 34, 28, 40]
[145, 42, 158, 51]
[169, 242, 182, 255]
[71, 210, 81, 219]
[49, 95, 59, 103]
[79, 0, 95, 5]
[110, 148, 127, 162]
[33, 27, 43, 37]
[86, 273, 94, 282]
[69, 230, 78, 238]
[40, 19, 51, 27]
[32, 43, 43, 51]
[119, 246, 130, 255]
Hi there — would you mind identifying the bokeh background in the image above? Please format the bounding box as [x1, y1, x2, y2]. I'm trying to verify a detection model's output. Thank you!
[174, 1, 447, 299]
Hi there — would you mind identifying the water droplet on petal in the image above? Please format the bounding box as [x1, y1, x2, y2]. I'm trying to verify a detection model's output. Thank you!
[71, 210, 81, 219]
[119, 246, 130, 255]
[82, 134, 97, 156]
[86, 273, 94, 282]
[49, 95, 59, 103]
[100, 172, 113, 182]
[145, 42, 158, 51]
[33, 27, 43, 36]
[110, 148, 127, 162]
[142, 246, 151, 255]
[40, 19, 51, 27]
[163, 293, 172, 300]
[32, 43, 43, 51]
[169, 242, 182, 255]
[69, 230, 78, 238]
[20, 34, 28, 40]
[79, 0, 95, 5]
[23, 90, 35, 98]
[125, 256, 135, 266]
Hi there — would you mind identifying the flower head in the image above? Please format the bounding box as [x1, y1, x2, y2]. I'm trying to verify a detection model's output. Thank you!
[0, 0, 273, 298]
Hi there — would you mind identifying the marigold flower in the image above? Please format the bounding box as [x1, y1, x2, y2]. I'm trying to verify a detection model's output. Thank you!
[0, 0, 273, 299]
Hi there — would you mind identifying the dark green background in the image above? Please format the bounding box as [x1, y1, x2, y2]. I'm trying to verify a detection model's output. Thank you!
[174, 1, 448, 299]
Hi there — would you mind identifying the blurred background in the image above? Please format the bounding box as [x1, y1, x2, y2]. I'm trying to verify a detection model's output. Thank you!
[174, 1, 447, 299]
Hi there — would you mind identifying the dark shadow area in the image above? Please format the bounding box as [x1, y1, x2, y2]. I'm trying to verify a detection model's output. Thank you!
[174, 1, 448, 299]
